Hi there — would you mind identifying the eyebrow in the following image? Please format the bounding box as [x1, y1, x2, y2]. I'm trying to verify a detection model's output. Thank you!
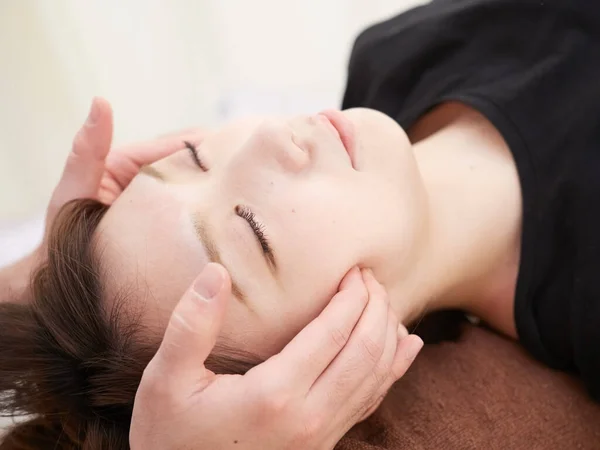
[191, 217, 249, 306]
[141, 164, 250, 306]
[140, 165, 166, 181]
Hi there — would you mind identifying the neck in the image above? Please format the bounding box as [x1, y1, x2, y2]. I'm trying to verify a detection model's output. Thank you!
[388, 107, 522, 335]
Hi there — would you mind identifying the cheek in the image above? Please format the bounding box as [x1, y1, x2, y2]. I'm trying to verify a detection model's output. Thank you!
[220, 286, 333, 359]
[97, 178, 210, 332]
[277, 188, 364, 281]
[274, 286, 335, 352]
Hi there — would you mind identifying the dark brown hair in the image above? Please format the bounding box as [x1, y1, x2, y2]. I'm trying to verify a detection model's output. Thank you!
[0, 199, 258, 449]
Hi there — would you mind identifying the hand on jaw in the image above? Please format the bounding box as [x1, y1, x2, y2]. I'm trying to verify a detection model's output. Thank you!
[0, 98, 424, 449]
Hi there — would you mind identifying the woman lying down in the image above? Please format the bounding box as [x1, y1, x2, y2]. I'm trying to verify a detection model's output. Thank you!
[2, 0, 600, 448]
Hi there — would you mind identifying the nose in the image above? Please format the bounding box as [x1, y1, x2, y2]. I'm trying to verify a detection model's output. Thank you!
[240, 119, 310, 173]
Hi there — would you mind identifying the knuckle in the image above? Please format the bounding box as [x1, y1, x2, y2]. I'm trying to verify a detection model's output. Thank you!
[375, 355, 393, 379]
[391, 356, 412, 379]
[348, 396, 371, 426]
[362, 393, 386, 422]
[296, 413, 325, 444]
[263, 393, 289, 415]
[327, 368, 354, 403]
[328, 326, 351, 350]
[64, 150, 81, 172]
[360, 336, 383, 364]
[256, 384, 294, 416]
[71, 130, 88, 155]
[373, 393, 387, 414]
[360, 389, 383, 414]
[361, 378, 381, 404]
[138, 362, 179, 406]
[253, 393, 298, 431]
[138, 364, 163, 395]
[370, 367, 388, 389]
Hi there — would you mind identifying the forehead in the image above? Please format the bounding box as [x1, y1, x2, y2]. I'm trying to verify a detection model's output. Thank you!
[203, 115, 278, 148]
[94, 174, 209, 330]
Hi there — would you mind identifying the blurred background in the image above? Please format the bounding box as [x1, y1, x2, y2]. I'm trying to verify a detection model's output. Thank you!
[0, 0, 427, 267]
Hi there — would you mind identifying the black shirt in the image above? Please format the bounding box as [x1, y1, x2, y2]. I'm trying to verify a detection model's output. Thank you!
[342, 0, 600, 401]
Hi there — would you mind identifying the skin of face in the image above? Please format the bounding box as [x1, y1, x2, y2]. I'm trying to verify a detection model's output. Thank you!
[96, 108, 429, 358]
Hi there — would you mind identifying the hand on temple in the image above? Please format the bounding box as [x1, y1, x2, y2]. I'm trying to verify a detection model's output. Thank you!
[0, 97, 207, 303]
[1, 97, 424, 449]
[130, 264, 424, 450]
[46, 97, 207, 224]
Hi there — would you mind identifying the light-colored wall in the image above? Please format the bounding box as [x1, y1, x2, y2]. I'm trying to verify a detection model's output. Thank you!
[0, 0, 426, 222]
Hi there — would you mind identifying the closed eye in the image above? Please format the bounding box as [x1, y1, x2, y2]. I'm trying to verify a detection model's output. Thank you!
[184, 141, 209, 171]
[235, 205, 277, 270]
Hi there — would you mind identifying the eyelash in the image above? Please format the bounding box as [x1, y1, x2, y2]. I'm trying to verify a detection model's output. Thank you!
[184, 141, 209, 171]
[235, 205, 273, 256]
[184, 140, 272, 258]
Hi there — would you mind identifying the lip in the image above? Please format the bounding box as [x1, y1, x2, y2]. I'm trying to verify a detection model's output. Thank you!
[318, 109, 357, 169]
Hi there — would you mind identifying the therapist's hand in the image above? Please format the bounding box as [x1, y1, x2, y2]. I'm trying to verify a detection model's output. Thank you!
[47, 97, 207, 225]
[130, 264, 424, 450]
[1, 97, 208, 304]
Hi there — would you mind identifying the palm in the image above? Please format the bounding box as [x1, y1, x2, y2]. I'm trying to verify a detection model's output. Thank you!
[46, 97, 206, 234]
[99, 129, 206, 205]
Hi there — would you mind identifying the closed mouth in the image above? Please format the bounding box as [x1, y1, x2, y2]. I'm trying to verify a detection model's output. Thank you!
[318, 109, 357, 169]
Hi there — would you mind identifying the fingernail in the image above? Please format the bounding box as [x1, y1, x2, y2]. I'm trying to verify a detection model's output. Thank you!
[193, 263, 223, 301]
[405, 338, 424, 361]
[397, 324, 409, 339]
[85, 98, 100, 126]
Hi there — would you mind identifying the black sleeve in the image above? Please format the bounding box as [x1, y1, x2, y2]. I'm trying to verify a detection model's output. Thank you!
[342, 0, 600, 401]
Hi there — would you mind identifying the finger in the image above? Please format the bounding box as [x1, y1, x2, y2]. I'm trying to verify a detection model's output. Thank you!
[50, 97, 113, 212]
[253, 267, 367, 392]
[397, 323, 409, 339]
[352, 328, 422, 426]
[149, 263, 231, 392]
[308, 269, 389, 407]
[364, 326, 423, 412]
[352, 307, 399, 423]
[357, 395, 384, 424]
[105, 129, 209, 190]
[389, 334, 424, 381]
[370, 305, 400, 390]
[354, 334, 423, 424]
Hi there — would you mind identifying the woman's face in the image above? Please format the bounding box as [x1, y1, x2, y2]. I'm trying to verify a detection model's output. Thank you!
[97, 108, 426, 357]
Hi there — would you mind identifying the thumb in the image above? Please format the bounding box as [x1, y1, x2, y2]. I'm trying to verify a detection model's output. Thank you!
[49, 97, 113, 221]
[152, 263, 231, 390]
